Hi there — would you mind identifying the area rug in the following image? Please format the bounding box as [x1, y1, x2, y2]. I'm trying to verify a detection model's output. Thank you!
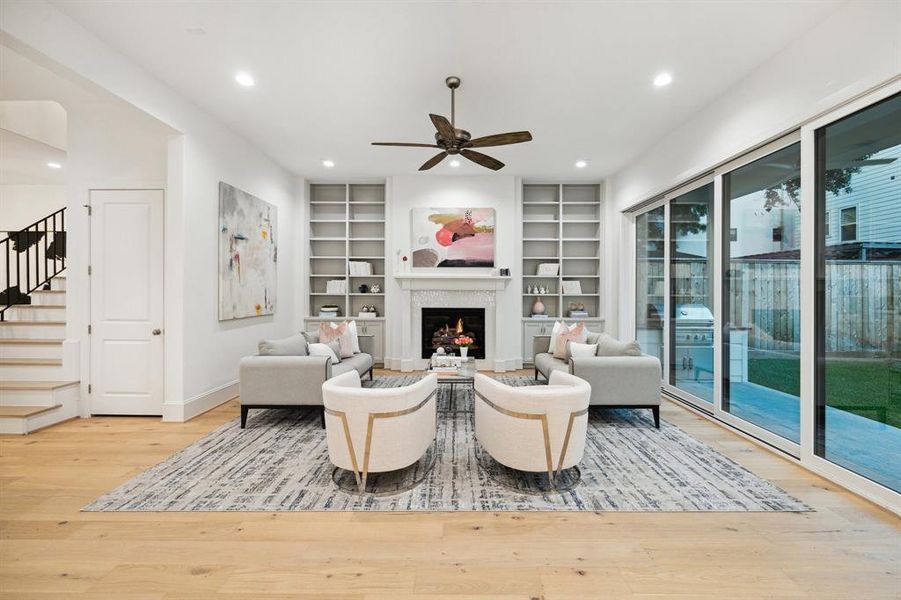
[84, 376, 810, 512]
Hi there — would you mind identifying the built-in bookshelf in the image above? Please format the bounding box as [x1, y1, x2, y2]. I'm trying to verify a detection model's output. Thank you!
[308, 183, 386, 319]
[521, 184, 603, 319]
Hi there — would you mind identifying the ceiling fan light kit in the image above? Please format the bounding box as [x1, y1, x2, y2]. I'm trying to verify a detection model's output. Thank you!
[372, 76, 533, 171]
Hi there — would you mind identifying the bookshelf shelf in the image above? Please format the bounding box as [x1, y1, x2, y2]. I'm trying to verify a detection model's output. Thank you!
[307, 183, 386, 319]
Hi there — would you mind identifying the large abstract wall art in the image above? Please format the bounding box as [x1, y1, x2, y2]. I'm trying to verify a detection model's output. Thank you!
[410, 207, 495, 268]
[218, 182, 277, 320]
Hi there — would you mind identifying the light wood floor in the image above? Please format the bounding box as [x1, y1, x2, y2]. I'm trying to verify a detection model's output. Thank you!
[1, 368, 899, 599]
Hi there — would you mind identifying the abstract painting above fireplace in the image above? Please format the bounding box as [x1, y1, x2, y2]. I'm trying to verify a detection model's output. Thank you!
[410, 207, 495, 268]
[421, 307, 486, 359]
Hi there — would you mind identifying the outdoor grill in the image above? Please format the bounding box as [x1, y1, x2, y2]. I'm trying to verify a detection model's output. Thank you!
[673, 304, 715, 380]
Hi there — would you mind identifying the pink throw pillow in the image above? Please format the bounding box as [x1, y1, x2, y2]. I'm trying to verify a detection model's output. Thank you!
[319, 322, 354, 358]
[554, 322, 586, 359]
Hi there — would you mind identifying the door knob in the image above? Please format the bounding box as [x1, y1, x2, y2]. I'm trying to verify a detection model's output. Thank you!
[152, 328, 162, 335]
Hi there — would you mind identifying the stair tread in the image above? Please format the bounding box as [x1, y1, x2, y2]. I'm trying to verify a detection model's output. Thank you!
[0, 338, 65, 344]
[0, 358, 63, 366]
[31, 290, 66, 293]
[0, 321, 66, 325]
[0, 404, 62, 417]
[6, 304, 66, 309]
[0, 380, 78, 390]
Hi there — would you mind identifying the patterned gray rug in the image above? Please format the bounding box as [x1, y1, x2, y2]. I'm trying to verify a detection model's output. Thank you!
[84, 376, 810, 512]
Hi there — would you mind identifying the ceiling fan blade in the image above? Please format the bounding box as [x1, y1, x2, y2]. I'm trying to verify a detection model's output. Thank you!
[372, 142, 441, 148]
[461, 149, 504, 171]
[419, 152, 448, 171]
[468, 131, 533, 148]
[429, 114, 457, 143]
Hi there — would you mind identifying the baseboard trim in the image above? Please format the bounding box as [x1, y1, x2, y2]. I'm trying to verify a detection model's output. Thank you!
[162, 380, 238, 422]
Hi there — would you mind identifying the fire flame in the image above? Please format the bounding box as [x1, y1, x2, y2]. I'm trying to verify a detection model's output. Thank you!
[455, 318, 464, 334]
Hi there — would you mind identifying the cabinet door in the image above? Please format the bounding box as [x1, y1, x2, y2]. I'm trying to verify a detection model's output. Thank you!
[364, 322, 384, 363]
[522, 322, 546, 364]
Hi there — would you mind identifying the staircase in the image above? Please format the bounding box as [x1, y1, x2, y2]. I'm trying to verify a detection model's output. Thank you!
[0, 209, 78, 434]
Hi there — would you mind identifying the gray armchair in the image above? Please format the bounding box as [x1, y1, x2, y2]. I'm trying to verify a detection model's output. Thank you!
[239, 334, 374, 428]
[532, 334, 662, 428]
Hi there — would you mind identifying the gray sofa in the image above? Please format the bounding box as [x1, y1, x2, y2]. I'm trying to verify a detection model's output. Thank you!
[239, 333, 374, 428]
[533, 333, 663, 428]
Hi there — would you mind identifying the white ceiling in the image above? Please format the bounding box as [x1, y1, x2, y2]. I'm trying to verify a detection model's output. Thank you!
[0, 128, 66, 185]
[52, 1, 844, 181]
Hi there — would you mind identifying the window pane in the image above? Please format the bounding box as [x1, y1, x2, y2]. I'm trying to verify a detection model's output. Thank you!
[723, 142, 801, 442]
[669, 183, 714, 403]
[636, 206, 665, 366]
[816, 92, 901, 492]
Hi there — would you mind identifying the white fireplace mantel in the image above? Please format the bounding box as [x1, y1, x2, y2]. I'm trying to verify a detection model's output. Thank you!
[393, 272, 511, 372]
[394, 272, 511, 291]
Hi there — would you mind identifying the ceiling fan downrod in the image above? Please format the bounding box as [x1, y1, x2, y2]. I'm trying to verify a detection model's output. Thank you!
[446, 76, 461, 130]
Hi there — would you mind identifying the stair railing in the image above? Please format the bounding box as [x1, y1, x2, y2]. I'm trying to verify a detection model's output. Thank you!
[0, 207, 66, 321]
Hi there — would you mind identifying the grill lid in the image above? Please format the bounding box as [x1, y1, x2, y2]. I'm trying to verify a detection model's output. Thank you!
[675, 304, 714, 324]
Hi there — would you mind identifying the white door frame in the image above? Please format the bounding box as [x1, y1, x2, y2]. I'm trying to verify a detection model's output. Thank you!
[88, 188, 166, 416]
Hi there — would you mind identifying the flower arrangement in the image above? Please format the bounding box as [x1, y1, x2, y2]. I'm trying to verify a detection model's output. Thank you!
[454, 336, 474, 348]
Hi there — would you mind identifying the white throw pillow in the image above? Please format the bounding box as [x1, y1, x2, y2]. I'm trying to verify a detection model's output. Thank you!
[549, 320, 588, 354]
[347, 320, 362, 354]
[568, 341, 598, 358]
[309, 342, 340, 364]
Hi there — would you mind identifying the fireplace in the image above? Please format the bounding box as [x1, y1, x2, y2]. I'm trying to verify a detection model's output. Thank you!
[421, 307, 485, 359]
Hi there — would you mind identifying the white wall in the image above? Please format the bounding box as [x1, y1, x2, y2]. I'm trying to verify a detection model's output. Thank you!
[0, 184, 66, 231]
[606, 0, 901, 337]
[385, 175, 521, 366]
[1, 2, 305, 421]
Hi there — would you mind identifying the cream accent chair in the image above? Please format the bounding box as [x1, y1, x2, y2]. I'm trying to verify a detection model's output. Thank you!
[322, 371, 438, 493]
[474, 371, 591, 486]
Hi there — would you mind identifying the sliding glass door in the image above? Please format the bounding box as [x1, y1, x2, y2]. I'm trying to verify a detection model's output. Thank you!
[722, 143, 801, 443]
[669, 183, 715, 404]
[635, 206, 665, 365]
[815, 92, 901, 492]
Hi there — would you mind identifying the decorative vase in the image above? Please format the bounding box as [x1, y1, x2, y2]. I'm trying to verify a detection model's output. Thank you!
[531, 296, 546, 316]
[460, 346, 469, 360]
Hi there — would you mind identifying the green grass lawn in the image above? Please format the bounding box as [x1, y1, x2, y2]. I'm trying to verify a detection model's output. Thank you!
[748, 356, 901, 428]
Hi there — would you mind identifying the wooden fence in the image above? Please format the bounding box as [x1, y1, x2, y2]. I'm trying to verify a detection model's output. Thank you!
[656, 259, 901, 355]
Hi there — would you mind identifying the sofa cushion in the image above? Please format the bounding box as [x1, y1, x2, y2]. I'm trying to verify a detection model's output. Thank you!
[535, 352, 570, 378]
[309, 342, 340, 364]
[258, 334, 308, 356]
[302, 331, 321, 344]
[319, 321, 355, 358]
[568, 341, 598, 358]
[332, 352, 373, 377]
[554, 322, 587, 359]
[595, 333, 642, 357]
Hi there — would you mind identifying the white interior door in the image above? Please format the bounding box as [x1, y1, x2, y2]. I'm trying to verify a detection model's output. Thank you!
[90, 189, 164, 415]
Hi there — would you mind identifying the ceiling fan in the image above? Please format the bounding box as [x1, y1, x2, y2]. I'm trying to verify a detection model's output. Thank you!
[372, 76, 532, 171]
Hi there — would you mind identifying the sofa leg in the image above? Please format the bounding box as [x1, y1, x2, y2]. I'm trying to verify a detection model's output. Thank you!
[240, 406, 249, 429]
[534, 367, 538, 381]
[320, 407, 326, 429]
[370, 368, 374, 381]
[652, 406, 660, 429]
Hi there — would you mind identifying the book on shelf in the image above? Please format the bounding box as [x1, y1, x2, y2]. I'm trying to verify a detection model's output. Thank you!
[348, 261, 372, 276]
[325, 279, 346, 294]
[530, 314, 550, 319]
[318, 311, 339, 318]
[568, 311, 590, 318]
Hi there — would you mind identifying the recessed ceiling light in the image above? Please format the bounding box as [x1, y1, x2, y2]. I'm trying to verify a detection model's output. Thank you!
[185, 26, 207, 35]
[46, 162, 62, 169]
[322, 159, 335, 168]
[653, 72, 673, 87]
[235, 71, 255, 87]
[575, 160, 587, 169]
[449, 159, 461, 168]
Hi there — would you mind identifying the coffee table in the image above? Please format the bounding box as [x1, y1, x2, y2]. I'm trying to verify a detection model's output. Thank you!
[425, 358, 477, 413]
